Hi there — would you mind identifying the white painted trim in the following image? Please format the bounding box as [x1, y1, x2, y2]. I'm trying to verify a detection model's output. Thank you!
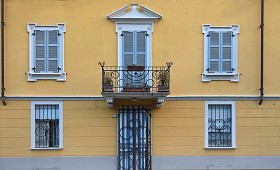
[107, 4, 162, 23]
[204, 101, 236, 149]
[31, 101, 63, 149]
[202, 24, 240, 82]
[27, 23, 66, 82]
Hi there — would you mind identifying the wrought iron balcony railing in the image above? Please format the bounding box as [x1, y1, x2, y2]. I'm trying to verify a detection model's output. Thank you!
[100, 62, 172, 93]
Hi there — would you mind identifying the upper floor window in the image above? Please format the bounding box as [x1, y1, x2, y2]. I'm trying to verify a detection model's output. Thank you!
[205, 101, 236, 149]
[27, 24, 66, 81]
[122, 31, 147, 67]
[202, 25, 240, 82]
[107, 4, 162, 68]
[31, 101, 63, 149]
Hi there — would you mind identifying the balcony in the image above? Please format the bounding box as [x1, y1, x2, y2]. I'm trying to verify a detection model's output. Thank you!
[99, 62, 173, 108]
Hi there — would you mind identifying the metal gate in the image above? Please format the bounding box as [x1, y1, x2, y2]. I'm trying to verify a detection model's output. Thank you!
[118, 106, 151, 170]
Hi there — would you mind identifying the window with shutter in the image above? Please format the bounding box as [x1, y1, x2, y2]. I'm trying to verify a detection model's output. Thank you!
[202, 25, 239, 82]
[122, 31, 147, 88]
[123, 31, 146, 67]
[27, 24, 66, 81]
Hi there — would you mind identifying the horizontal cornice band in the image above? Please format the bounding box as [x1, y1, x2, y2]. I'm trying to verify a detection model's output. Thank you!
[4, 95, 280, 101]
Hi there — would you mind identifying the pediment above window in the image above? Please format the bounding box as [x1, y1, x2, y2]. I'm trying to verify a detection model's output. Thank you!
[107, 4, 162, 23]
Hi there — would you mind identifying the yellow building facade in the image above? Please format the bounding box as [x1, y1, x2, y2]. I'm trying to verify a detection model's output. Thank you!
[1, 0, 280, 169]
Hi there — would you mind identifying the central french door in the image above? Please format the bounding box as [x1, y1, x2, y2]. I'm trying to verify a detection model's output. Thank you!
[118, 106, 152, 170]
[122, 31, 146, 67]
[122, 31, 147, 88]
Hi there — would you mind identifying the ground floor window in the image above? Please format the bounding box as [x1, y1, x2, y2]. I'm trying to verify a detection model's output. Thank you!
[31, 101, 63, 149]
[205, 101, 236, 149]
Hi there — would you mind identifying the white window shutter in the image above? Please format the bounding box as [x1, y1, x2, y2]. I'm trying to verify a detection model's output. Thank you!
[221, 32, 232, 72]
[123, 31, 133, 66]
[48, 31, 59, 72]
[209, 32, 220, 72]
[35, 30, 46, 72]
[136, 31, 146, 66]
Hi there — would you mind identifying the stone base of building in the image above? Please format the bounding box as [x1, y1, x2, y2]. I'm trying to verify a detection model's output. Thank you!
[1, 156, 280, 170]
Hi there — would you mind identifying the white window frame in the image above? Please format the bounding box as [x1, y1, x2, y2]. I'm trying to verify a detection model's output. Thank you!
[31, 101, 63, 150]
[27, 23, 66, 81]
[202, 24, 240, 82]
[205, 101, 236, 149]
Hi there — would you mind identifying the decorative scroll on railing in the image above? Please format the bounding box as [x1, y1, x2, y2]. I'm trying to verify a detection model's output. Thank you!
[99, 62, 172, 93]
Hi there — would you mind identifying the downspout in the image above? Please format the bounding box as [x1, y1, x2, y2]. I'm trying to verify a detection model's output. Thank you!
[1, 0, 6, 105]
[259, 0, 264, 105]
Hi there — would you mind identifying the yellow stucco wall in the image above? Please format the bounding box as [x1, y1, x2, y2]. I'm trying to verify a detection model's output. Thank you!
[1, 0, 280, 96]
[0, 101, 116, 157]
[1, 0, 280, 158]
[1, 100, 280, 157]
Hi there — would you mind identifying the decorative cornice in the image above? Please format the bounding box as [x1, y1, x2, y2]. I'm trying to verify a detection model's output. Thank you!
[5, 95, 280, 101]
[107, 4, 162, 22]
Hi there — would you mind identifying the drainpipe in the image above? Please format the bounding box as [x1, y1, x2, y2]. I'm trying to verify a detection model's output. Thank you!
[259, 0, 264, 105]
[1, 0, 6, 105]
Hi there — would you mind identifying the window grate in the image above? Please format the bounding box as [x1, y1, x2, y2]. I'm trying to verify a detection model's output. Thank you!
[118, 106, 151, 170]
[208, 104, 232, 147]
[35, 104, 59, 148]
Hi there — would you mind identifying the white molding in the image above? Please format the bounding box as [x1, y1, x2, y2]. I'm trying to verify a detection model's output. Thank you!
[204, 101, 236, 149]
[107, 4, 162, 34]
[31, 101, 63, 149]
[202, 24, 240, 82]
[27, 23, 66, 82]
[107, 4, 162, 23]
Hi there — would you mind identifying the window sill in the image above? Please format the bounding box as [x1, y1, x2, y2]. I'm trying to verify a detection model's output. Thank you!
[31, 147, 63, 150]
[205, 147, 236, 150]
[27, 72, 66, 82]
[202, 73, 239, 82]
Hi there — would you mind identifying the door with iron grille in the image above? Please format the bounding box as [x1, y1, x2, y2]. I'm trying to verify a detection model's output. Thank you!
[118, 106, 151, 170]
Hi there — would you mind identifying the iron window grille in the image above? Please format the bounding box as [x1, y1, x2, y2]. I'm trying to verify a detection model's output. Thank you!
[206, 103, 236, 148]
[35, 104, 60, 148]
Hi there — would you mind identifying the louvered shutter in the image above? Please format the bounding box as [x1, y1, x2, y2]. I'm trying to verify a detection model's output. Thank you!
[222, 32, 232, 72]
[35, 30, 46, 72]
[48, 31, 59, 72]
[136, 31, 146, 66]
[209, 32, 220, 72]
[123, 31, 133, 67]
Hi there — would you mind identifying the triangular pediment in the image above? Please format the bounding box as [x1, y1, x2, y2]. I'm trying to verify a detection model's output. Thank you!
[107, 4, 162, 22]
